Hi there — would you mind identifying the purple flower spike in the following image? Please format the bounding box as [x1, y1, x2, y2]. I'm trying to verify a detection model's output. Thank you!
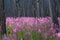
[7, 37, 10, 40]
[13, 28, 18, 33]
[12, 34, 17, 39]
[32, 27, 37, 31]
[27, 32, 31, 36]
[56, 32, 60, 38]
[2, 35, 7, 40]
[38, 29, 41, 34]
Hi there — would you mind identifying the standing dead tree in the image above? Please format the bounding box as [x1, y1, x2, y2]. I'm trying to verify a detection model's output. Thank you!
[0, 0, 6, 34]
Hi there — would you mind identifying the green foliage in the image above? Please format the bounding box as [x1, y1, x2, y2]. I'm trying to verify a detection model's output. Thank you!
[0, 32, 2, 40]
[47, 37, 57, 40]
[31, 31, 43, 40]
[17, 31, 25, 39]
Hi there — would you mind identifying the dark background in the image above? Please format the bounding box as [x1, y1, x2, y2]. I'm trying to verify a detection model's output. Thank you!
[4, 0, 57, 17]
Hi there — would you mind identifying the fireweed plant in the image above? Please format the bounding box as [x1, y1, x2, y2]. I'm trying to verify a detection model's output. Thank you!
[1, 17, 60, 40]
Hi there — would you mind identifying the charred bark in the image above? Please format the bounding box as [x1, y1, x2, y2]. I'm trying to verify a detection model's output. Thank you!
[0, 0, 6, 34]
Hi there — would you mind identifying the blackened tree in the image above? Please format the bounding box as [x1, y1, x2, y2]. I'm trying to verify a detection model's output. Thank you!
[0, 0, 6, 34]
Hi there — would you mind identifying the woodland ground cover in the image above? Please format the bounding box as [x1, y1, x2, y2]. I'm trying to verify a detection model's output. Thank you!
[1, 17, 60, 40]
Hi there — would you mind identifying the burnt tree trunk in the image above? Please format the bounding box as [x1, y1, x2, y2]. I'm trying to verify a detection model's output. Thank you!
[32, 0, 37, 17]
[0, 0, 6, 34]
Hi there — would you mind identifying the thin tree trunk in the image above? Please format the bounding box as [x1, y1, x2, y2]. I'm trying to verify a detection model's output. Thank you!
[36, 0, 40, 17]
[40, 0, 44, 17]
[32, 0, 37, 17]
[48, 0, 53, 20]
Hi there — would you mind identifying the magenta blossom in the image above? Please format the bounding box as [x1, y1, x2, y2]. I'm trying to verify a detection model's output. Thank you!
[56, 32, 60, 38]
